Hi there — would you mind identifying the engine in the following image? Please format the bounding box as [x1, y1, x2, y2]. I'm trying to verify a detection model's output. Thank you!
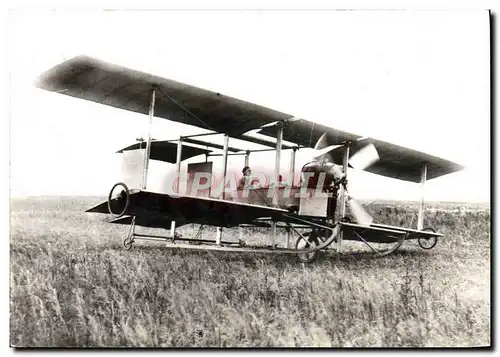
[299, 161, 345, 219]
[300, 161, 345, 191]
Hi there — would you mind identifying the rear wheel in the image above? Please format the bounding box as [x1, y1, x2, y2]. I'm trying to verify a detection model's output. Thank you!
[418, 227, 438, 250]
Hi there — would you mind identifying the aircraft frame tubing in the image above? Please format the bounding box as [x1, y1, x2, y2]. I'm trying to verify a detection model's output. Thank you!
[348, 230, 408, 258]
[121, 214, 341, 256]
[124, 222, 246, 247]
[132, 232, 245, 247]
[121, 214, 410, 261]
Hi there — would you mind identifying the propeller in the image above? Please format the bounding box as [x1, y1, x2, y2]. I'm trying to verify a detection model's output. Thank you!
[340, 143, 377, 225]
[345, 189, 373, 226]
[348, 143, 379, 171]
[310, 132, 380, 226]
[313, 144, 343, 162]
[312, 133, 341, 164]
[312, 133, 379, 171]
[339, 143, 379, 225]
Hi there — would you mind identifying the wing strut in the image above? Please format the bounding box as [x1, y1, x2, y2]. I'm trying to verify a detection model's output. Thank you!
[337, 143, 350, 253]
[270, 122, 284, 247]
[272, 122, 283, 207]
[175, 138, 183, 191]
[170, 137, 183, 238]
[142, 87, 156, 189]
[417, 164, 428, 230]
[216, 134, 230, 245]
[244, 150, 250, 167]
[289, 147, 297, 187]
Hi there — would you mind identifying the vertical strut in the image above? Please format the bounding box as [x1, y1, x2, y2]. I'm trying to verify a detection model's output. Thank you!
[337, 143, 350, 253]
[286, 227, 291, 249]
[417, 164, 427, 230]
[271, 222, 277, 248]
[205, 153, 213, 198]
[142, 87, 156, 190]
[221, 135, 229, 200]
[339, 144, 350, 219]
[289, 147, 297, 187]
[217, 135, 230, 245]
[271, 123, 283, 248]
[171, 137, 183, 238]
[128, 216, 136, 239]
[175, 138, 183, 192]
[239, 150, 250, 247]
[216, 228, 222, 245]
[272, 122, 283, 207]
[244, 150, 250, 167]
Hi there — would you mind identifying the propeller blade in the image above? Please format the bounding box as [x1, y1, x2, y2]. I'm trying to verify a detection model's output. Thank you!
[346, 196, 373, 226]
[312, 132, 331, 163]
[349, 143, 379, 170]
[314, 132, 330, 150]
[260, 121, 278, 128]
[312, 144, 342, 161]
[312, 132, 342, 164]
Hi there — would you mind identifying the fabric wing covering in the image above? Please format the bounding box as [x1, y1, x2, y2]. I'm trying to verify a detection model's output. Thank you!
[352, 138, 464, 182]
[35, 55, 291, 136]
[258, 119, 464, 183]
[36, 55, 464, 183]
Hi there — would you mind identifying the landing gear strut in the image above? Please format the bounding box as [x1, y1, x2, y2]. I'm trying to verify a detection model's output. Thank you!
[123, 216, 135, 250]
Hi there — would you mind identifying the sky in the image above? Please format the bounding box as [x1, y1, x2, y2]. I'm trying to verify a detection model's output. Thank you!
[7, 9, 491, 202]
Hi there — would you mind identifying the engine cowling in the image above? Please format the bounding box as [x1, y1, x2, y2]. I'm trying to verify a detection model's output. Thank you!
[301, 161, 343, 191]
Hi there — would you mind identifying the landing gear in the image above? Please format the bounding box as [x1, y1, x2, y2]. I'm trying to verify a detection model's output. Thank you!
[123, 216, 135, 250]
[123, 236, 134, 250]
[108, 182, 130, 218]
[418, 227, 438, 250]
[363, 234, 406, 258]
[295, 230, 321, 263]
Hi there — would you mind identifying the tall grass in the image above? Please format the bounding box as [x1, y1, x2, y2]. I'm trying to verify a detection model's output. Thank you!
[10, 197, 490, 347]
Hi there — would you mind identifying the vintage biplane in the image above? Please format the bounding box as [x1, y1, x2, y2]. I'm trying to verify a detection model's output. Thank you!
[35, 56, 464, 262]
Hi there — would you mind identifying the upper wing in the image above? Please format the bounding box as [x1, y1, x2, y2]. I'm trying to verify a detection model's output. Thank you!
[86, 190, 290, 228]
[258, 120, 464, 182]
[351, 137, 464, 182]
[35, 55, 292, 136]
[36, 56, 463, 182]
[258, 119, 361, 148]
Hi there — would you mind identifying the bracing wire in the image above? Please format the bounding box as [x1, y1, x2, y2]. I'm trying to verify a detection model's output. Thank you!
[157, 87, 214, 132]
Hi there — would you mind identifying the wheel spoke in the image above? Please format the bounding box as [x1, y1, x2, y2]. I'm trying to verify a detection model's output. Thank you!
[295, 229, 322, 263]
[418, 227, 438, 250]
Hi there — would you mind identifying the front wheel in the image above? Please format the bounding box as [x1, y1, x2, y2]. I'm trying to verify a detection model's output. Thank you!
[108, 182, 130, 218]
[295, 231, 320, 263]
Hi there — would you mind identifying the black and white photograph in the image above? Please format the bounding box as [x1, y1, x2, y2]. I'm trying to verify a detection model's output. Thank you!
[7, 7, 491, 348]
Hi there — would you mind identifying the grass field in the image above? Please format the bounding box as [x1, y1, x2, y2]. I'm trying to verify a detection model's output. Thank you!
[10, 196, 490, 347]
